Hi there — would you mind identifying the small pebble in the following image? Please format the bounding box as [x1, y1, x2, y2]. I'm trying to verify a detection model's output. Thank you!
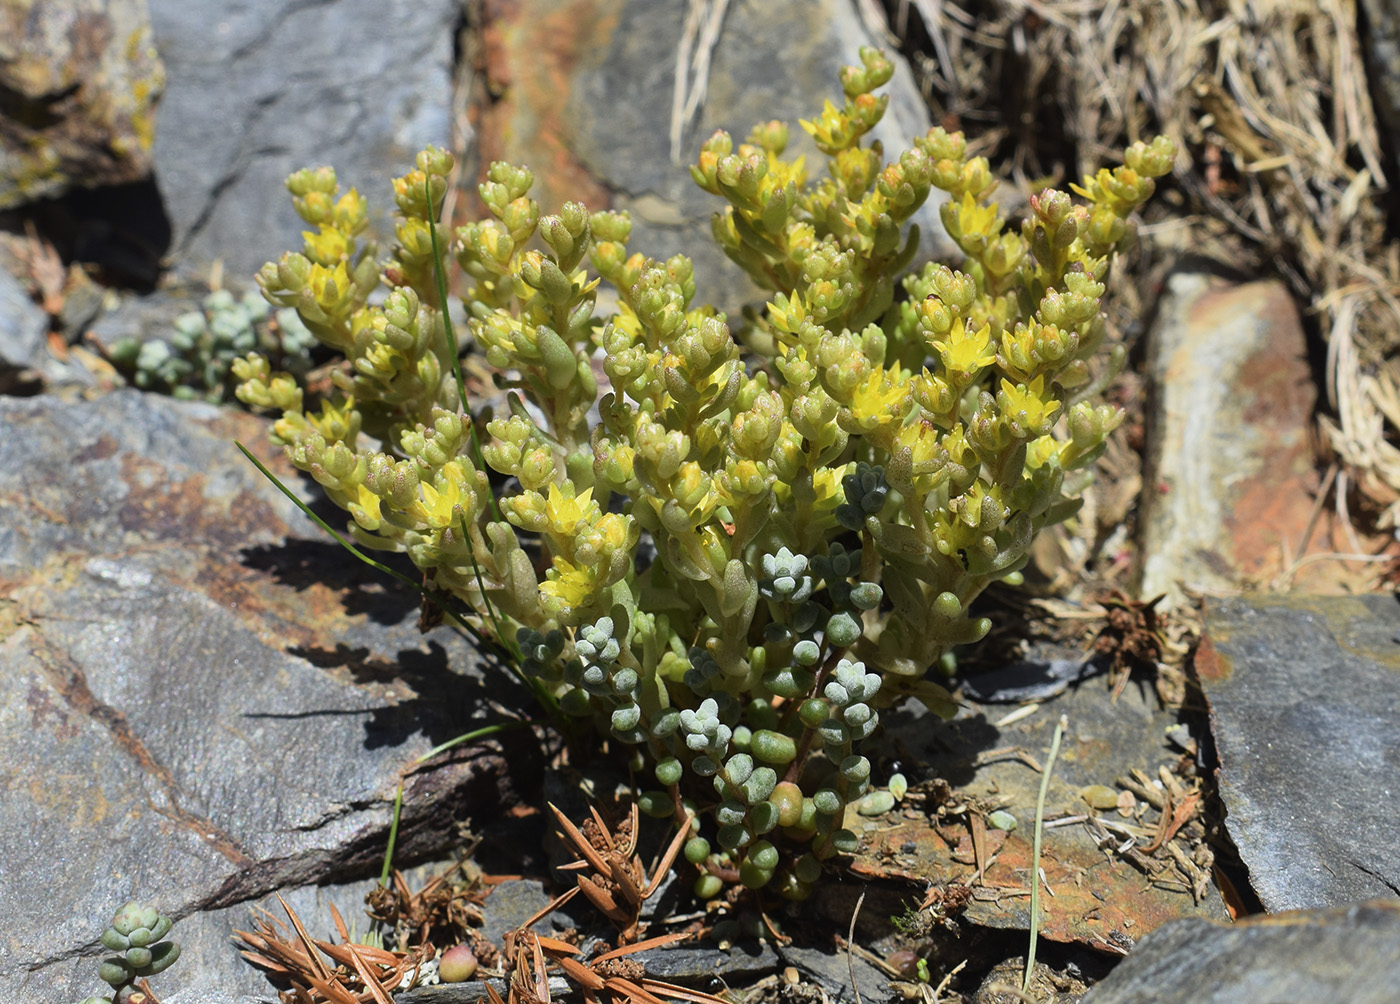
[1081, 784, 1120, 810]
[857, 790, 897, 816]
[988, 809, 1018, 831]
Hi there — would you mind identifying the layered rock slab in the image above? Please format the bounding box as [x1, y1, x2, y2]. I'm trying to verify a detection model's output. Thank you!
[0, 391, 514, 1003]
[1080, 899, 1400, 1004]
[146, 0, 459, 278]
[1197, 594, 1400, 912]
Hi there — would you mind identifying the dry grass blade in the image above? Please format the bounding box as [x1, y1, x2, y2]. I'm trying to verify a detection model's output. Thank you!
[605, 978, 670, 1004]
[530, 928, 726, 1004]
[592, 932, 692, 962]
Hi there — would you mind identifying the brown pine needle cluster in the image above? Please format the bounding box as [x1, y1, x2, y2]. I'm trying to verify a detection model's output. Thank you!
[235, 895, 433, 1004]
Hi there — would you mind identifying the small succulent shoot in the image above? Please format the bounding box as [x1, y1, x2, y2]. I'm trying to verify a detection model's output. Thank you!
[79, 901, 180, 1003]
[238, 47, 1174, 897]
[110, 289, 315, 402]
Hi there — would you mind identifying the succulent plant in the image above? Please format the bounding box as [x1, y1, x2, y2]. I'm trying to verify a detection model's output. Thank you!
[110, 288, 315, 402]
[238, 47, 1173, 898]
[76, 901, 180, 1003]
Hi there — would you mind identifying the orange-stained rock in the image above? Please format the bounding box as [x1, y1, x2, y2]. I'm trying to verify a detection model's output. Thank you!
[468, 0, 955, 315]
[1138, 273, 1392, 601]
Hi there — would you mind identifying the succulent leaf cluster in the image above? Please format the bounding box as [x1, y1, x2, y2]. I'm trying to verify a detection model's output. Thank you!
[77, 901, 180, 1003]
[237, 48, 1172, 897]
[110, 289, 316, 402]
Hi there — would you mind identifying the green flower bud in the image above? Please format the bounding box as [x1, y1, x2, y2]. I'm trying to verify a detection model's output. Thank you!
[144, 940, 180, 976]
[560, 687, 593, 717]
[717, 823, 751, 850]
[829, 828, 860, 854]
[763, 667, 813, 699]
[857, 790, 896, 816]
[848, 582, 882, 610]
[716, 800, 748, 826]
[743, 766, 778, 803]
[740, 858, 774, 889]
[610, 704, 641, 732]
[749, 799, 781, 834]
[795, 853, 823, 884]
[770, 782, 805, 827]
[638, 790, 674, 818]
[99, 959, 131, 987]
[723, 754, 754, 786]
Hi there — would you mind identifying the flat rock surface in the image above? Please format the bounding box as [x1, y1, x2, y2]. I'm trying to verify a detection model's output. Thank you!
[849, 670, 1228, 951]
[146, 0, 457, 278]
[0, 391, 522, 1003]
[1079, 899, 1400, 1004]
[1197, 594, 1400, 911]
[1139, 275, 1331, 603]
[0, 265, 48, 374]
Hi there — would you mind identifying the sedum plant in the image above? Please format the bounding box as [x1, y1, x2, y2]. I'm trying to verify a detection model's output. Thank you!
[78, 900, 181, 1003]
[235, 48, 1172, 899]
[110, 288, 316, 402]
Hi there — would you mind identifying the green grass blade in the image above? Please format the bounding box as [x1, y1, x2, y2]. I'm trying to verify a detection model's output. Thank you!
[379, 780, 405, 887]
[1024, 713, 1067, 993]
[413, 718, 537, 765]
[237, 442, 424, 594]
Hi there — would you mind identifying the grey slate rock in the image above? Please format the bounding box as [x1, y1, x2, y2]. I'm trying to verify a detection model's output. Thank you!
[146, 0, 458, 280]
[958, 644, 1108, 703]
[778, 943, 891, 1004]
[1079, 899, 1400, 1004]
[0, 391, 512, 1003]
[637, 940, 781, 986]
[1199, 594, 1400, 911]
[0, 263, 47, 372]
[477, 878, 577, 951]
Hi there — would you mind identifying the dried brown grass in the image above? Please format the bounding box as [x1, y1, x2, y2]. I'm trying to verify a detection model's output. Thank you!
[879, 0, 1400, 529]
